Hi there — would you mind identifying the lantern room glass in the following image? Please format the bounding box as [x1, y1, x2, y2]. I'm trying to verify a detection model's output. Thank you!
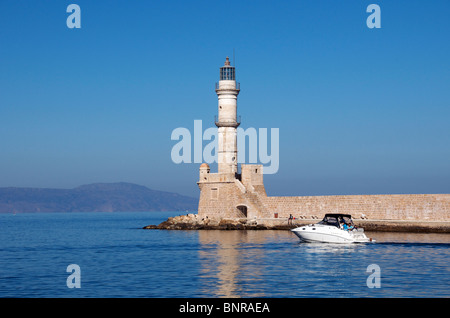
[220, 66, 235, 81]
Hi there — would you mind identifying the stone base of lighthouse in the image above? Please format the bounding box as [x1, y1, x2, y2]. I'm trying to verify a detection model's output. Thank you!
[197, 164, 270, 220]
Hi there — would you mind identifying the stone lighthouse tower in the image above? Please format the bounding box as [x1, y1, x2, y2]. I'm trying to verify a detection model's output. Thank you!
[197, 57, 268, 220]
[215, 57, 240, 174]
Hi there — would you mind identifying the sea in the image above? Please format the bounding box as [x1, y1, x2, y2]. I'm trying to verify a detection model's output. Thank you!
[0, 211, 449, 298]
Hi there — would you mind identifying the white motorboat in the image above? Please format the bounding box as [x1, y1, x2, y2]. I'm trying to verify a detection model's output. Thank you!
[291, 214, 375, 243]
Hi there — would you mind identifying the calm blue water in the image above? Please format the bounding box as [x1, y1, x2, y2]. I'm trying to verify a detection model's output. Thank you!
[0, 212, 449, 298]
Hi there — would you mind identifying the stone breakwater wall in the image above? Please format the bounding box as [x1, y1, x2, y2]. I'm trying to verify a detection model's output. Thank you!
[262, 193, 450, 221]
[197, 171, 450, 221]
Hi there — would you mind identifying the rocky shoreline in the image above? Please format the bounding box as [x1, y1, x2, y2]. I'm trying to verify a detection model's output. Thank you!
[143, 214, 284, 230]
[143, 214, 450, 233]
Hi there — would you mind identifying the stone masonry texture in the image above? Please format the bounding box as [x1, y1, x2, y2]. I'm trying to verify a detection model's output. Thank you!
[198, 164, 450, 221]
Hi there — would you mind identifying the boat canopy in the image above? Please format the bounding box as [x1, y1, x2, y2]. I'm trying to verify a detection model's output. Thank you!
[318, 214, 354, 228]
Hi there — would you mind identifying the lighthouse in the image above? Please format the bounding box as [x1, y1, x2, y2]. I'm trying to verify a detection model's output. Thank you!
[197, 57, 266, 220]
[215, 56, 240, 174]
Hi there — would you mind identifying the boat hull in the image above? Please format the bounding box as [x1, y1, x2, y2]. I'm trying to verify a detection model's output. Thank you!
[291, 225, 372, 243]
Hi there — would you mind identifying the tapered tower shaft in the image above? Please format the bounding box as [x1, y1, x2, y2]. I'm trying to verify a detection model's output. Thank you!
[215, 57, 240, 174]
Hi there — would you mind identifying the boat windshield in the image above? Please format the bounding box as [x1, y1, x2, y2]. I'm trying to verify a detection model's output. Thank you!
[318, 214, 354, 228]
[318, 216, 340, 228]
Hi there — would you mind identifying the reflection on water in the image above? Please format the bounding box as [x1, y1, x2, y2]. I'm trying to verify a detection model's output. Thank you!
[198, 231, 276, 297]
[197, 230, 450, 298]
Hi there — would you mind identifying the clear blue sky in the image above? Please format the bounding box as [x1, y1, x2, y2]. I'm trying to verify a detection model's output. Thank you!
[0, 0, 449, 198]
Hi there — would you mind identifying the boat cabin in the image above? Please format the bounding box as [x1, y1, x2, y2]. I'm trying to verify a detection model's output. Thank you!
[318, 214, 354, 228]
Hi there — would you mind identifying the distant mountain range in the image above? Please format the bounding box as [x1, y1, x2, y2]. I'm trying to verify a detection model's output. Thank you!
[0, 182, 198, 213]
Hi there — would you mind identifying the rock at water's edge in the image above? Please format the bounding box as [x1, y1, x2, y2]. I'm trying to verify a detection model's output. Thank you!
[143, 214, 450, 233]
